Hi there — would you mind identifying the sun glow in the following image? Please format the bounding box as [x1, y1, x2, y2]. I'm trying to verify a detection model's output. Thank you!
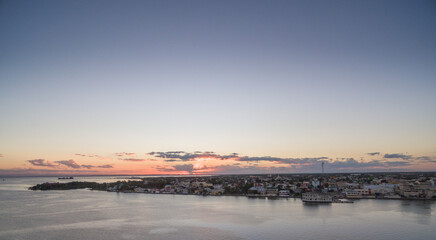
[193, 162, 203, 169]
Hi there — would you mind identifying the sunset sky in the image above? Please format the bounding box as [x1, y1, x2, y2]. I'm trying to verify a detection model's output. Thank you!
[0, 0, 435, 176]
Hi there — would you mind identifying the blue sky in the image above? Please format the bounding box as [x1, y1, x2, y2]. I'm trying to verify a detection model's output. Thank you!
[0, 0, 435, 175]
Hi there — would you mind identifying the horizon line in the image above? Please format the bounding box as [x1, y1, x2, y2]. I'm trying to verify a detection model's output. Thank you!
[2, 170, 436, 178]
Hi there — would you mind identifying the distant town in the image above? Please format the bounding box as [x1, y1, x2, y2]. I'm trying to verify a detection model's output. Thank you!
[30, 172, 436, 201]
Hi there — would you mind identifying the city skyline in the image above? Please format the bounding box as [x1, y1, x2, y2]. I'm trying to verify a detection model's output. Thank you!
[1, 0, 435, 176]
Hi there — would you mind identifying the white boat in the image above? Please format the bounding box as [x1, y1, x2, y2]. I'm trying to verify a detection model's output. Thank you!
[302, 193, 332, 203]
[333, 198, 354, 203]
[279, 190, 290, 197]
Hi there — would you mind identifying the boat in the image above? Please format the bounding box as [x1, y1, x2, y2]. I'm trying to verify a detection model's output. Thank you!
[333, 198, 354, 203]
[58, 176, 74, 179]
[302, 193, 332, 203]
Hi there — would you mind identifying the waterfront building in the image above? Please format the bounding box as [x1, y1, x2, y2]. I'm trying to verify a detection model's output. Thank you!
[344, 189, 375, 199]
[266, 188, 278, 196]
[134, 187, 145, 193]
[344, 189, 362, 198]
[302, 193, 332, 203]
[248, 186, 266, 195]
[279, 190, 290, 197]
[395, 181, 436, 199]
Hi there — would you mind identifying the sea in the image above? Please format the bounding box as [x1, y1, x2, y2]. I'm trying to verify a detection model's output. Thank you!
[0, 176, 434, 240]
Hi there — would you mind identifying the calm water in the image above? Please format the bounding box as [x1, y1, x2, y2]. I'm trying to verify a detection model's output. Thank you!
[0, 177, 435, 240]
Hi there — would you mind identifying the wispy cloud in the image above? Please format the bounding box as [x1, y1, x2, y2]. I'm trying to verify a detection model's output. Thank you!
[55, 160, 81, 168]
[383, 161, 411, 167]
[28, 159, 113, 169]
[81, 164, 113, 169]
[237, 156, 329, 164]
[74, 154, 109, 160]
[148, 151, 238, 162]
[366, 152, 380, 156]
[120, 158, 146, 162]
[383, 153, 412, 160]
[0, 154, 3, 157]
[98, 164, 113, 168]
[55, 159, 113, 169]
[115, 152, 136, 157]
[27, 159, 57, 167]
[416, 156, 436, 163]
[328, 158, 410, 168]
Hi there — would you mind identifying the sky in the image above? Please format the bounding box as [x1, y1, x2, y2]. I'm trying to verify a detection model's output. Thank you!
[0, 0, 435, 176]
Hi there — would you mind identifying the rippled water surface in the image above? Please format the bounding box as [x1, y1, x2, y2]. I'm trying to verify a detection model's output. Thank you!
[0, 177, 434, 240]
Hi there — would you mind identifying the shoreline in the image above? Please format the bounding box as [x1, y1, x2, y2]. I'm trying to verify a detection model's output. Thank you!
[31, 186, 436, 201]
[27, 172, 436, 202]
[111, 191, 436, 201]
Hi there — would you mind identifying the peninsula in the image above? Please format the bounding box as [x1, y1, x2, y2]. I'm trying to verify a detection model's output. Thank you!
[29, 172, 436, 200]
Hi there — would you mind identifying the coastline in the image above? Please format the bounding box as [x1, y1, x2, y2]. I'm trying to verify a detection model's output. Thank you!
[28, 182, 436, 201]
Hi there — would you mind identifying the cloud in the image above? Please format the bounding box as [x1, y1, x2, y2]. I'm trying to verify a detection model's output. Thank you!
[55, 159, 113, 169]
[148, 151, 185, 156]
[97, 164, 113, 168]
[148, 151, 238, 162]
[416, 156, 436, 163]
[80, 165, 94, 169]
[155, 164, 195, 174]
[27, 158, 113, 170]
[220, 157, 412, 173]
[150, 151, 330, 166]
[0, 154, 3, 157]
[173, 164, 195, 173]
[237, 156, 329, 165]
[383, 153, 412, 160]
[81, 164, 113, 169]
[55, 160, 81, 169]
[329, 158, 382, 168]
[147, 150, 436, 174]
[328, 158, 410, 168]
[120, 158, 146, 162]
[366, 152, 380, 156]
[383, 161, 411, 167]
[208, 158, 412, 174]
[27, 159, 56, 167]
[75, 154, 109, 161]
[115, 152, 136, 157]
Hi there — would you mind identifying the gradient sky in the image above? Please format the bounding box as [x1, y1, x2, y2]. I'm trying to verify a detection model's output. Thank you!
[1, 0, 435, 176]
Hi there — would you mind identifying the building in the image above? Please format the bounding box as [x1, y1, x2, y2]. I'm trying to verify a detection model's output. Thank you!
[279, 190, 290, 197]
[302, 193, 332, 203]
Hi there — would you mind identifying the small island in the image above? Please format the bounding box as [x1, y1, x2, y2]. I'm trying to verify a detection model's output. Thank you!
[29, 181, 107, 191]
[29, 172, 436, 200]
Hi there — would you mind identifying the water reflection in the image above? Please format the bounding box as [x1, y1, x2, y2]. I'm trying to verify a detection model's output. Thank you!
[399, 200, 434, 225]
[0, 178, 435, 240]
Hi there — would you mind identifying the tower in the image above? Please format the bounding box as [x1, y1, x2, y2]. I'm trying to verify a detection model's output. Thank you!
[322, 161, 324, 174]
